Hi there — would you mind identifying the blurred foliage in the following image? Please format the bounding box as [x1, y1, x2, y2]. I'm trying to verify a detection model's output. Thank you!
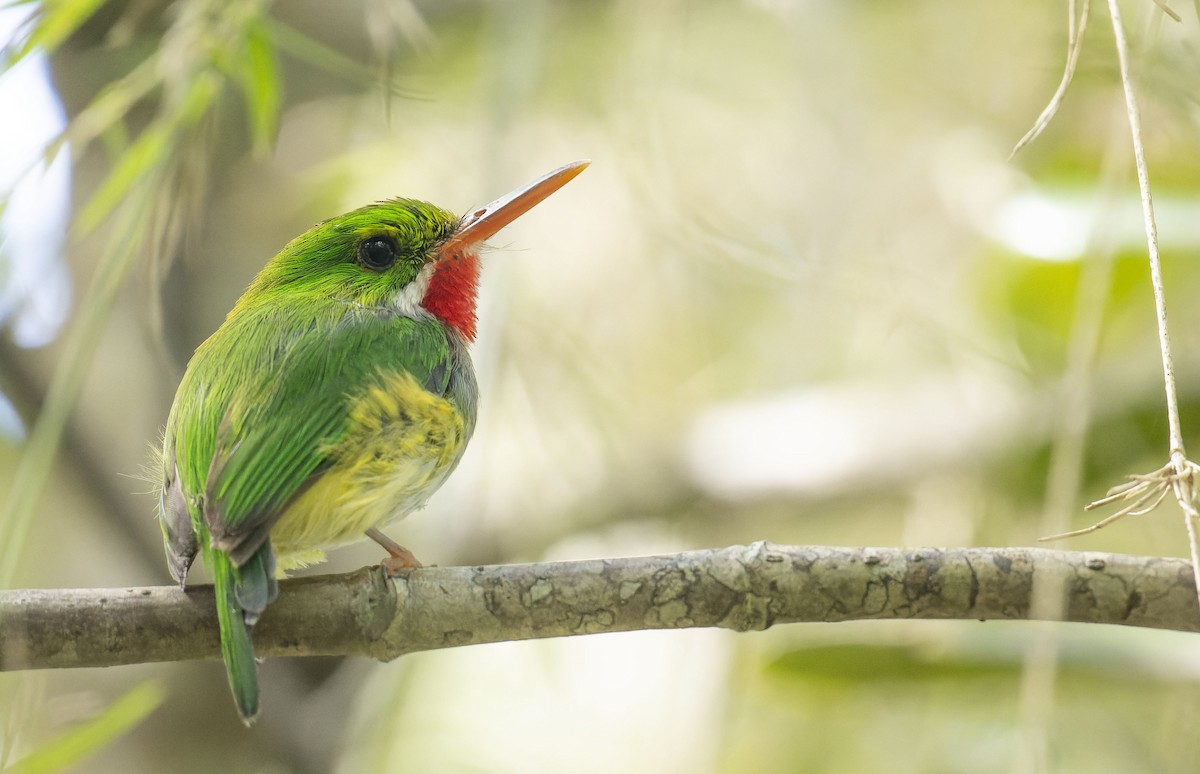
[0, 0, 316, 590]
[3, 0, 1200, 771]
[724, 626, 1200, 772]
[4, 681, 164, 774]
[973, 251, 1152, 378]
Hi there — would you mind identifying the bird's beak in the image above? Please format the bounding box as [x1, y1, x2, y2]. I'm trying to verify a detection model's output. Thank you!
[444, 160, 589, 253]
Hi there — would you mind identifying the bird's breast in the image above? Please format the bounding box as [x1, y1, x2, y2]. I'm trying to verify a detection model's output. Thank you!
[268, 370, 468, 569]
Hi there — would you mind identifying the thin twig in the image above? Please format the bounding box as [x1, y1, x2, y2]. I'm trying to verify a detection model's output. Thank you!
[1040, 488, 1163, 540]
[1010, 0, 1091, 159]
[1149, 0, 1182, 22]
[1107, 0, 1182, 458]
[1103, 0, 1200, 609]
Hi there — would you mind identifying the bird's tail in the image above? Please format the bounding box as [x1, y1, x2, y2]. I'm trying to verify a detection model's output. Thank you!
[211, 549, 260, 724]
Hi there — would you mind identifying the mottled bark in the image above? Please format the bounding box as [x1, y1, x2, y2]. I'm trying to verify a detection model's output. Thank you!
[2, 543, 1197, 670]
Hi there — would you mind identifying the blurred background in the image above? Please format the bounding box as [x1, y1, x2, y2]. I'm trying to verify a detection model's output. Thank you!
[4, 0, 1200, 771]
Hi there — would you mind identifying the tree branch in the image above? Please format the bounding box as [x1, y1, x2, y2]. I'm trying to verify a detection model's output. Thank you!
[2, 543, 1197, 671]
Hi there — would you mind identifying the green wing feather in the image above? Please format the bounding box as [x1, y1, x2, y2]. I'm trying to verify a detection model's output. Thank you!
[169, 302, 455, 557]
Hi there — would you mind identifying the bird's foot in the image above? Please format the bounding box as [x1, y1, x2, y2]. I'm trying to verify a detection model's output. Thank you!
[365, 527, 424, 576]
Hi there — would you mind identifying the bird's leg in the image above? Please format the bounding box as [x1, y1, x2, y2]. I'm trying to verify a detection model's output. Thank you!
[365, 527, 424, 575]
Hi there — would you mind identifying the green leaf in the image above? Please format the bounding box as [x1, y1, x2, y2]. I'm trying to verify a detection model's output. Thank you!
[13, 0, 107, 60]
[66, 55, 162, 152]
[77, 71, 219, 233]
[76, 122, 173, 235]
[6, 681, 165, 774]
[267, 19, 376, 86]
[237, 19, 281, 155]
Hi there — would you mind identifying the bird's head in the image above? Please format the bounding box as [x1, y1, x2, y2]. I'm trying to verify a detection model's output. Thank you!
[240, 161, 588, 342]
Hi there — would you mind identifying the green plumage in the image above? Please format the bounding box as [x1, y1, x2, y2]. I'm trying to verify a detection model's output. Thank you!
[211, 551, 259, 719]
[182, 304, 459, 554]
[158, 160, 586, 724]
[159, 199, 477, 724]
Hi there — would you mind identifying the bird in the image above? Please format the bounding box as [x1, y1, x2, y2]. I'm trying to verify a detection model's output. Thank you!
[157, 161, 588, 724]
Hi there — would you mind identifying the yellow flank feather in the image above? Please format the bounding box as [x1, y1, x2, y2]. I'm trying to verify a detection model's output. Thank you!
[269, 370, 466, 571]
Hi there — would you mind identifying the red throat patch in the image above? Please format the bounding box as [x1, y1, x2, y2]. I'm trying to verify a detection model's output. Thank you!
[422, 252, 480, 342]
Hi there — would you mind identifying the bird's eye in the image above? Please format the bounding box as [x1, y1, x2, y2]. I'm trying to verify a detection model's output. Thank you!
[356, 237, 398, 272]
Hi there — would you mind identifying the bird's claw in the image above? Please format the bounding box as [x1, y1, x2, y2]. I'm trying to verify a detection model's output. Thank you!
[366, 527, 424, 576]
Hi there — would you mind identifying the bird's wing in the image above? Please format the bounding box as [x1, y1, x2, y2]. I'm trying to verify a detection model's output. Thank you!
[169, 305, 456, 566]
